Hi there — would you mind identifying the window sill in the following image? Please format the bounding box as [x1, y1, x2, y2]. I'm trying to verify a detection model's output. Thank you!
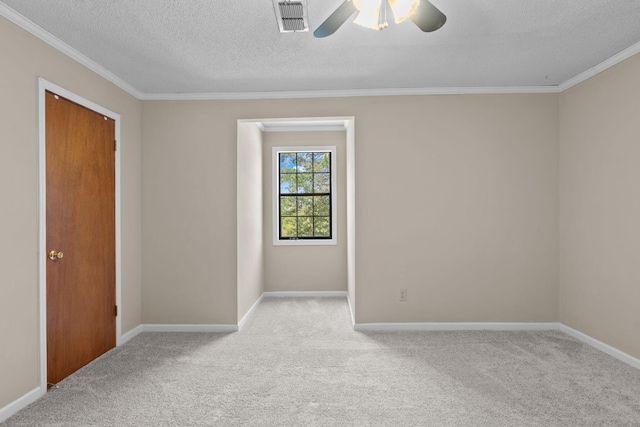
[273, 238, 337, 246]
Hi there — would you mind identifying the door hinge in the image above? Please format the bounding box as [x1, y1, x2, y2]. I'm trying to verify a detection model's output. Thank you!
[115, 305, 118, 317]
[114, 140, 117, 151]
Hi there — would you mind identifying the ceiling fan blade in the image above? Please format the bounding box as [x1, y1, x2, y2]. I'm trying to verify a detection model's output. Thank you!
[410, 0, 446, 32]
[313, 0, 357, 38]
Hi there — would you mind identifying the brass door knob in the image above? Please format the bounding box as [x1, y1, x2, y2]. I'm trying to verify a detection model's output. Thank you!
[48, 250, 64, 261]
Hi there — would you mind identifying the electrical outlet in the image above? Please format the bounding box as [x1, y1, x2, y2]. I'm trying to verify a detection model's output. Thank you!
[399, 289, 407, 302]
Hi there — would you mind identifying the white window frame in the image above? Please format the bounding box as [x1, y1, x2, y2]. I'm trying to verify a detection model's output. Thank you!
[272, 146, 337, 246]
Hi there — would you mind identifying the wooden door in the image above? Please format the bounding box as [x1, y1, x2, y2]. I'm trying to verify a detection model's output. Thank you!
[46, 91, 116, 385]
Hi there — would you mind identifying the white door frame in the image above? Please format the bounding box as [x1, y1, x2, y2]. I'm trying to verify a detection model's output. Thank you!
[37, 78, 122, 393]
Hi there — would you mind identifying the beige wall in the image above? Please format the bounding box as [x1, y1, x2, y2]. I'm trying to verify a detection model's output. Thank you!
[141, 93, 559, 325]
[353, 95, 559, 323]
[141, 101, 237, 324]
[559, 54, 640, 360]
[237, 122, 264, 321]
[0, 16, 142, 410]
[262, 131, 348, 292]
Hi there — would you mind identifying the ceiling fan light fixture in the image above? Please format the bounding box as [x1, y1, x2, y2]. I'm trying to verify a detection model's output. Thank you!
[352, 0, 383, 30]
[313, 0, 446, 38]
[388, 0, 420, 24]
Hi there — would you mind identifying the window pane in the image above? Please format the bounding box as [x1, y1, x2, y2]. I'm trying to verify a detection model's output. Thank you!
[313, 153, 330, 172]
[314, 217, 330, 237]
[297, 153, 313, 172]
[280, 153, 296, 173]
[280, 174, 296, 194]
[313, 173, 330, 193]
[314, 195, 330, 216]
[297, 173, 313, 193]
[298, 217, 313, 237]
[280, 196, 297, 217]
[281, 217, 297, 238]
[298, 196, 313, 216]
[276, 149, 333, 241]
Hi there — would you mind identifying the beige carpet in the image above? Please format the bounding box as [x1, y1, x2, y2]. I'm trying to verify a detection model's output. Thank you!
[3, 297, 640, 426]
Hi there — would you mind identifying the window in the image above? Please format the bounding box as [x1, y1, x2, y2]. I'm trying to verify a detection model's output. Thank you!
[273, 146, 337, 245]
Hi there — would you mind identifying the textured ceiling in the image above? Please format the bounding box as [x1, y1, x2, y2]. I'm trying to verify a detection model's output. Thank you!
[2, 0, 640, 96]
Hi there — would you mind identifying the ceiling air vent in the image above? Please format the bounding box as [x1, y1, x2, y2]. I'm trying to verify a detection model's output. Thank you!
[273, 0, 309, 33]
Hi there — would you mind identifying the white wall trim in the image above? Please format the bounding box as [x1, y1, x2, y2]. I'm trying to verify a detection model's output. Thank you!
[259, 120, 348, 132]
[115, 324, 238, 335]
[263, 291, 348, 298]
[346, 294, 355, 327]
[353, 321, 640, 370]
[140, 86, 561, 101]
[94, 321, 247, 342]
[0, 4, 143, 99]
[558, 40, 640, 92]
[354, 322, 560, 332]
[238, 293, 265, 330]
[119, 325, 145, 345]
[559, 324, 640, 370]
[37, 78, 123, 392]
[0, 387, 41, 423]
[141, 324, 238, 333]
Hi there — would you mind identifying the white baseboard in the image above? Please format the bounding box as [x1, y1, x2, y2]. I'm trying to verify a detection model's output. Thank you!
[118, 322, 236, 343]
[119, 324, 144, 345]
[353, 321, 640, 371]
[120, 291, 349, 335]
[141, 324, 238, 333]
[0, 387, 41, 423]
[238, 293, 264, 330]
[354, 322, 560, 332]
[118, 324, 237, 337]
[559, 324, 640, 370]
[263, 291, 348, 298]
[119, 292, 348, 338]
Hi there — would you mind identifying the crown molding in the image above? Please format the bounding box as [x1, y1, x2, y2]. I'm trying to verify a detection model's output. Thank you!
[139, 85, 560, 101]
[0, 3, 144, 99]
[558, 40, 640, 92]
[3, 3, 639, 101]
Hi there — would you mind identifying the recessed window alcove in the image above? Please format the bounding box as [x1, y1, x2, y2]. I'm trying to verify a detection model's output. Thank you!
[236, 117, 356, 325]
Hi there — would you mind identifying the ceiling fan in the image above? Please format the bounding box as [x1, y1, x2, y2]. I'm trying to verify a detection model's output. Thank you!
[314, 0, 446, 38]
